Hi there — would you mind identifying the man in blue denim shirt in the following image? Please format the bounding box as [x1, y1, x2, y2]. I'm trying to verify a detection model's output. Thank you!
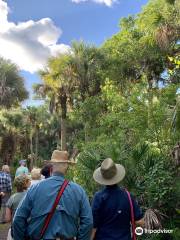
[13, 150, 93, 240]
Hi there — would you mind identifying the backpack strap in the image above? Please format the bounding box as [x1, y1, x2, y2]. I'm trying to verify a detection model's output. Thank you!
[125, 189, 136, 240]
[39, 179, 69, 239]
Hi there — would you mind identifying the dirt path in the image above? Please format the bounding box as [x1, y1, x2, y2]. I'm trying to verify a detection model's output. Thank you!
[0, 223, 9, 240]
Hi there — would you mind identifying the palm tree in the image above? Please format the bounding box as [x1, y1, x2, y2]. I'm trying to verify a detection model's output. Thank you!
[154, 0, 179, 51]
[0, 109, 25, 165]
[38, 42, 106, 150]
[70, 41, 106, 101]
[0, 57, 28, 108]
[39, 55, 75, 150]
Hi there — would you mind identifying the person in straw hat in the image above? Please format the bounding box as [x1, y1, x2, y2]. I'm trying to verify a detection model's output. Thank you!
[12, 150, 93, 240]
[91, 158, 144, 240]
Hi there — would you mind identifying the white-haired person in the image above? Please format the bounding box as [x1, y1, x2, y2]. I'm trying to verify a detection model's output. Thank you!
[30, 168, 42, 186]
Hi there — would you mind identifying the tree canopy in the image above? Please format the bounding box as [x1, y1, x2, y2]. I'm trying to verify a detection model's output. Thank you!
[0, 57, 28, 108]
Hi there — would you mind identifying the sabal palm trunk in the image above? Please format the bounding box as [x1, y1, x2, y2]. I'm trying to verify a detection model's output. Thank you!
[61, 116, 66, 150]
[35, 127, 39, 166]
[60, 90, 67, 151]
[30, 131, 34, 170]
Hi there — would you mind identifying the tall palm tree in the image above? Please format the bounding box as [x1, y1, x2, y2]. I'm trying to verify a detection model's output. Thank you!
[39, 55, 74, 150]
[70, 41, 106, 101]
[0, 109, 25, 165]
[38, 42, 106, 150]
[0, 57, 28, 108]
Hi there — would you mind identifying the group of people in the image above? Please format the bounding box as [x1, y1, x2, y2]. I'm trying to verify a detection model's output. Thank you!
[0, 150, 144, 240]
[0, 159, 52, 225]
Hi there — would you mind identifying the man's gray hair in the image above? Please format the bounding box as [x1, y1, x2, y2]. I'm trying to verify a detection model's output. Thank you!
[52, 162, 68, 174]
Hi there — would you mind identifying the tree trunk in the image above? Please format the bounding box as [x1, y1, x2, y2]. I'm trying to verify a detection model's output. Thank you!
[59, 88, 67, 150]
[30, 131, 34, 170]
[1, 133, 16, 165]
[147, 72, 154, 129]
[35, 126, 39, 166]
[61, 116, 67, 150]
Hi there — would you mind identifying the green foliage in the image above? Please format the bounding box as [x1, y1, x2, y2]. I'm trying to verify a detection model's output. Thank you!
[0, 0, 179, 236]
[0, 57, 28, 108]
[74, 77, 179, 235]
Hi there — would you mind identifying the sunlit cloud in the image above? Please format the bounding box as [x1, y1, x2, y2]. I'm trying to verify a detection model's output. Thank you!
[71, 0, 117, 7]
[0, 0, 70, 73]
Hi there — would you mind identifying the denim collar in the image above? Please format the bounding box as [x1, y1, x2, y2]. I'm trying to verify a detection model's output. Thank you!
[52, 172, 65, 178]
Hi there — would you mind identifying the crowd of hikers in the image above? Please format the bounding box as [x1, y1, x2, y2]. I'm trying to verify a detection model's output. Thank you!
[0, 150, 144, 240]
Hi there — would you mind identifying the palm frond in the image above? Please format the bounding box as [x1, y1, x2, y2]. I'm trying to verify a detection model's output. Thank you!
[144, 208, 167, 229]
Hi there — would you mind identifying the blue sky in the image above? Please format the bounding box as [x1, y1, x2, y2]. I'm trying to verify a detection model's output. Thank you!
[1, 0, 148, 106]
[7, 0, 148, 45]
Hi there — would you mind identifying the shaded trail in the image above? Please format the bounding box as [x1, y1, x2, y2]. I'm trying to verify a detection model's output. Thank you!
[0, 223, 9, 240]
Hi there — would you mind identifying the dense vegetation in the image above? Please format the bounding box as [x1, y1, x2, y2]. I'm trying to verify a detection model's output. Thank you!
[0, 0, 179, 239]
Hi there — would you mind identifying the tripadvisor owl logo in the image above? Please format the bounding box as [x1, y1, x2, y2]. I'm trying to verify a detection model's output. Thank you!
[135, 227, 144, 235]
[135, 227, 173, 235]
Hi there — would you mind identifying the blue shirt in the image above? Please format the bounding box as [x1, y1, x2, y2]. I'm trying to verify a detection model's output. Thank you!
[15, 166, 29, 177]
[92, 185, 143, 240]
[12, 173, 93, 240]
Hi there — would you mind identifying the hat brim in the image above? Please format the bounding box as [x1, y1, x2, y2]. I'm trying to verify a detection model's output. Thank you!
[19, 160, 26, 163]
[49, 159, 76, 164]
[93, 164, 125, 185]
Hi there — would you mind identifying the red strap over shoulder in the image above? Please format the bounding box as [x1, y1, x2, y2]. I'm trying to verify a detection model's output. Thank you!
[39, 179, 69, 239]
[125, 190, 136, 240]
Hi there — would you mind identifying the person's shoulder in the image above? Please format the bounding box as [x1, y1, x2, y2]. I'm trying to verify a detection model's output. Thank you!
[21, 166, 28, 170]
[15, 166, 21, 172]
[28, 179, 43, 192]
[30, 178, 44, 187]
[70, 181, 84, 191]
[125, 189, 136, 198]
[7, 193, 17, 204]
[6, 173, 11, 178]
[69, 181, 88, 196]
[3, 172, 10, 178]
[9, 193, 16, 200]
[123, 189, 139, 201]
[93, 188, 105, 199]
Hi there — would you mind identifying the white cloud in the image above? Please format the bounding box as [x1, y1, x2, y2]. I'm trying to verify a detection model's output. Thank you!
[0, 0, 70, 73]
[72, 0, 117, 7]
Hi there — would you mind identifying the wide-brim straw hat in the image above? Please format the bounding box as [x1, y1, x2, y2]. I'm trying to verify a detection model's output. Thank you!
[93, 158, 125, 185]
[49, 150, 76, 164]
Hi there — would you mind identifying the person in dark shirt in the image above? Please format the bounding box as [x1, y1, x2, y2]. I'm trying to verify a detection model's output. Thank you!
[40, 163, 53, 179]
[91, 158, 144, 240]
